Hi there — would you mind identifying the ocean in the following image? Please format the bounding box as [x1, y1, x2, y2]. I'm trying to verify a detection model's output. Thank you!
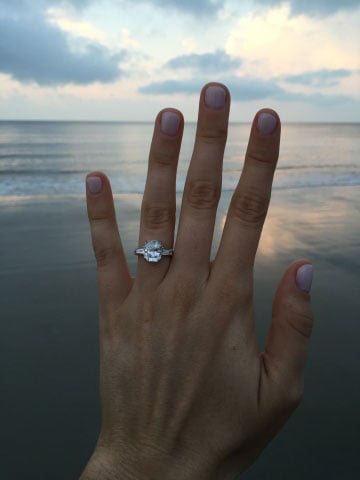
[1, 121, 359, 197]
[1, 121, 360, 479]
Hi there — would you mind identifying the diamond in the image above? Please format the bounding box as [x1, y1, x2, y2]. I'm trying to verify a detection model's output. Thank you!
[143, 240, 163, 263]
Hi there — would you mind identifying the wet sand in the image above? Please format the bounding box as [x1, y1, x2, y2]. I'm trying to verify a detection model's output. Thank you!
[0, 185, 359, 479]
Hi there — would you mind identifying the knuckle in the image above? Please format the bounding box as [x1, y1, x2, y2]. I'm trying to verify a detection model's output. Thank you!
[90, 208, 114, 223]
[215, 277, 243, 305]
[90, 217, 121, 268]
[93, 243, 121, 269]
[213, 285, 237, 311]
[197, 126, 228, 145]
[162, 273, 201, 314]
[287, 311, 314, 339]
[142, 202, 174, 230]
[246, 144, 279, 167]
[285, 300, 314, 339]
[284, 382, 304, 410]
[171, 277, 197, 306]
[239, 284, 254, 307]
[270, 375, 304, 416]
[187, 180, 220, 211]
[151, 149, 175, 167]
[218, 281, 238, 303]
[231, 189, 268, 227]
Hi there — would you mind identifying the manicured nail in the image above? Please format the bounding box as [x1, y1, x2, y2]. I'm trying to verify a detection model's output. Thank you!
[87, 176, 102, 194]
[296, 264, 313, 293]
[257, 112, 277, 135]
[161, 111, 180, 136]
[205, 85, 226, 109]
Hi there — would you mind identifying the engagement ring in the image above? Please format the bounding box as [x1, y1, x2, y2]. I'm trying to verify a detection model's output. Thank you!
[134, 240, 173, 263]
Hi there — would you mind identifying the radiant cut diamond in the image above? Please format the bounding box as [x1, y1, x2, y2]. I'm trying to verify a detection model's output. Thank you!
[143, 240, 163, 263]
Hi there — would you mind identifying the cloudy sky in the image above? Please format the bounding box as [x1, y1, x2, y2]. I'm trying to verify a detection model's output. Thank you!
[0, 0, 359, 121]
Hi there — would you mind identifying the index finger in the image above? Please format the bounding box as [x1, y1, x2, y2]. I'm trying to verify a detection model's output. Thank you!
[212, 109, 281, 286]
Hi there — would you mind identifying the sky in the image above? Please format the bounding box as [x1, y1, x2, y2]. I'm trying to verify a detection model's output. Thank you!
[0, 0, 359, 122]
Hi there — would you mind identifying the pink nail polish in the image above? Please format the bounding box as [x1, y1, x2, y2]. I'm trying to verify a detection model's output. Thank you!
[205, 85, 226, 109]
[296, 264, 313, 293]
[87, 176, 102, 194]
[257, 112, 277, 135]
[161, 111, 180, 136]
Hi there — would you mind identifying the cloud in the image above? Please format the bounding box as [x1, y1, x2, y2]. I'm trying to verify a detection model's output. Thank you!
[0, 0, 91, 12]
[139, 0, 222, 15]
[229, 77, 285, 101]
[283, 69, 355, 87]
[40, 0, 93, 10]
[139, 79, 201, 95]
[253, 0, 360, 17]
[164, 50, 241, 74]
[0, 13, 125, 86]
[139, 75, 357, 106]
[139, 76, 284, 100]
[47, 7, 107, 43]
[226, 5, 360, 82]
[59, 0, 92, 7]
[26, 0, 222, 16]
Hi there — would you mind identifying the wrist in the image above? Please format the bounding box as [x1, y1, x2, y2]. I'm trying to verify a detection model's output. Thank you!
[80, 443, 217, 480]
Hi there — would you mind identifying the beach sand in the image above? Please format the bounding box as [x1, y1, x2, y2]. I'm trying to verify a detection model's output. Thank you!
[1, 185, 359, 479]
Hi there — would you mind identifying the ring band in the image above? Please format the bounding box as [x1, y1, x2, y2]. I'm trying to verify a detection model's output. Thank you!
[134, 240, 173, 263]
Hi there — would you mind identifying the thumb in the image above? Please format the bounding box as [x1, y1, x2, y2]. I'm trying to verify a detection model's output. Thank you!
[262, 260, 314, 403]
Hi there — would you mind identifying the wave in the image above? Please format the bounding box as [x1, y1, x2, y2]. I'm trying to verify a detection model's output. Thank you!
[0, 153, 66, 159]
[1, 171, 359, 196]
[277, 163, 360, 171]
[0, 168, 87, 175]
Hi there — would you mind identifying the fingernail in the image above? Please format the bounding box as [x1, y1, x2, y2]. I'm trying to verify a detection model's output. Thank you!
[296, 264, 313, 293]
[205, 85, 226, 109]
[87, 176, 102, 194]
[161, 111, 180, 136]
[257, 112, 277, 135]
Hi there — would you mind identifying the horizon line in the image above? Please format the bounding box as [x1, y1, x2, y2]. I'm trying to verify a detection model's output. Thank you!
[0, 119, 359, 125]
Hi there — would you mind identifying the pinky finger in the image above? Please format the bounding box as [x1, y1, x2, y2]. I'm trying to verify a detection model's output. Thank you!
[86, 172, 132, 311]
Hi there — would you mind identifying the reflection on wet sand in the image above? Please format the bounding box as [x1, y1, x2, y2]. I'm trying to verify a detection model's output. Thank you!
[243, 186, 358, 266]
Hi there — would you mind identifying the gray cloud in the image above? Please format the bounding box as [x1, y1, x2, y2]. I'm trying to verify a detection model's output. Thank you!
[139, 76, 356, 106]
[139, 79, 203, 95]
[165, 50, 241, 74]
[0, 0, 26, 7]
[44, 0, 94, 10]
[283, 69, 355, 87]
[253, 0, 360, 17]
[0, 13, 125, 86]
[28, 0, 222, 16]
[59, 0, 92, 6]
[139, 77, 284, 100]
[139, 0, 222, 15]
[0, 0, 222, 88]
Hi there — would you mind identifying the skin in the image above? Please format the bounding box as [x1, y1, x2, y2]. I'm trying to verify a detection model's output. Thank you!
[81, 83, 314, 480]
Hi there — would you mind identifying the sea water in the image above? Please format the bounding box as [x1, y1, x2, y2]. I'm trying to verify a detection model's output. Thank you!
[0, 121, 359, 197]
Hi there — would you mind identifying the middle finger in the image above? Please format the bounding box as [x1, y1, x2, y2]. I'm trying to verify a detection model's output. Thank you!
[172, 83, 230, 275]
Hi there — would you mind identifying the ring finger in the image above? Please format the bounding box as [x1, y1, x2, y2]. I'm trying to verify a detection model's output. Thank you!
[136, 108, 184, 285]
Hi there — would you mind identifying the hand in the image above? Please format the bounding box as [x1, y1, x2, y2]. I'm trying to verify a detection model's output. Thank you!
[82, 83, 314, 480]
